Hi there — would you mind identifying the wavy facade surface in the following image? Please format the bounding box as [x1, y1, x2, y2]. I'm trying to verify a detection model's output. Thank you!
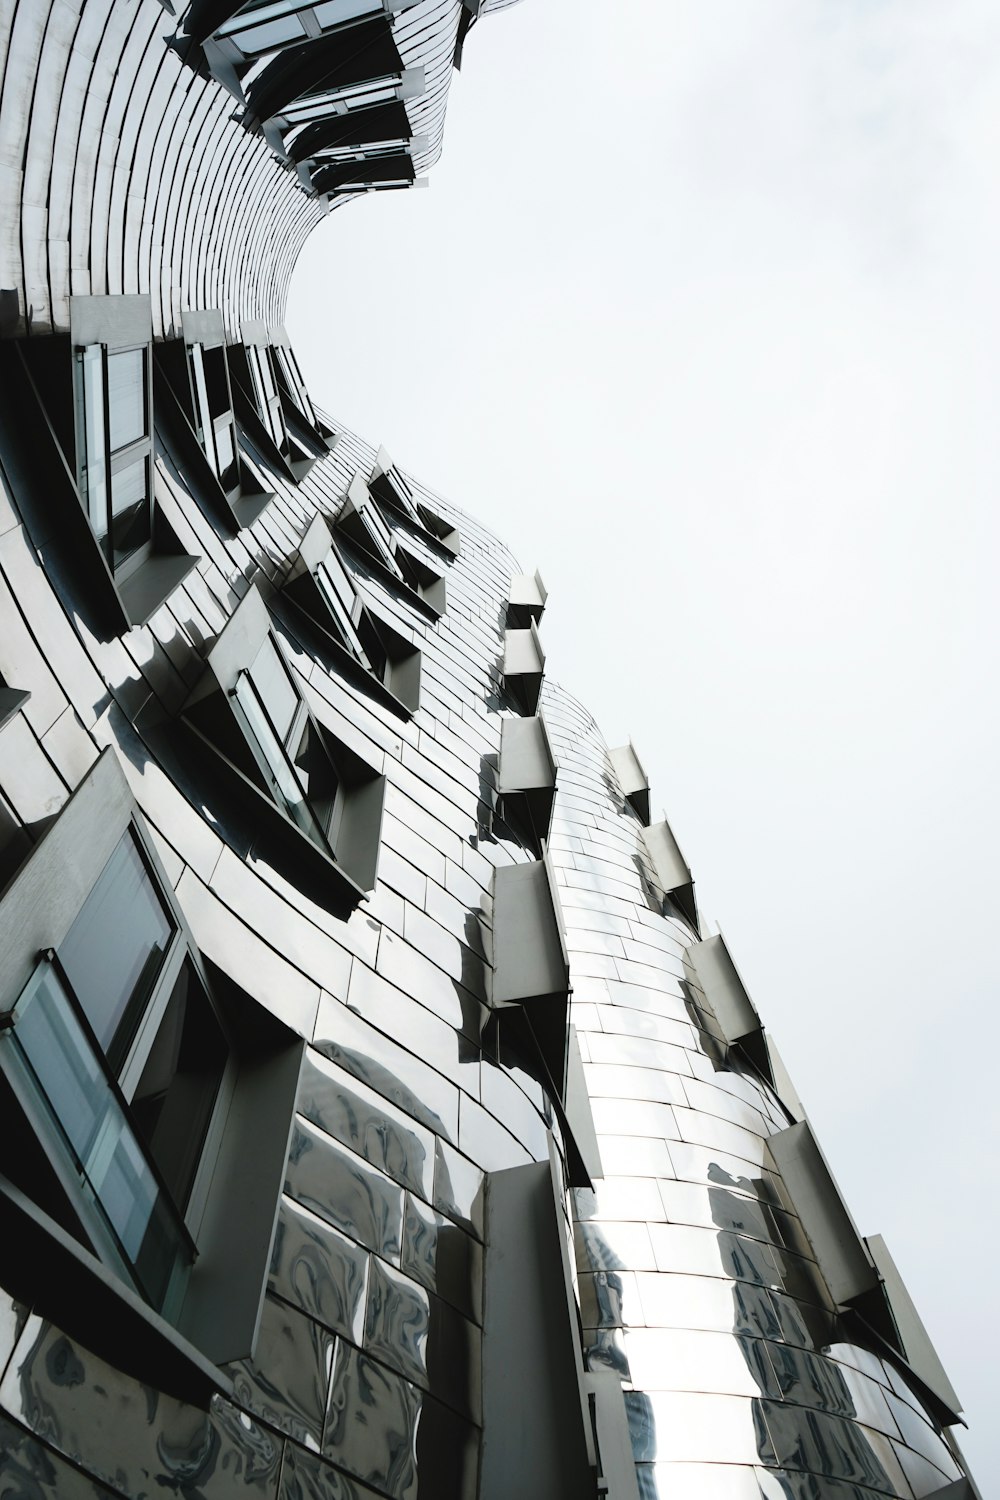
[0, 2, 978, 1498]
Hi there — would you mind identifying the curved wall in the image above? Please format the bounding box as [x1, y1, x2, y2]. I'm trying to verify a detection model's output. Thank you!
[543, 683, 970, 1499]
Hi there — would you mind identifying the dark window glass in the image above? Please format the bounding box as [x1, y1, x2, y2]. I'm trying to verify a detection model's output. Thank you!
[110, 455, 151, 565]
[60, 835, 175, 1069]
[131, 959, 229, 1211]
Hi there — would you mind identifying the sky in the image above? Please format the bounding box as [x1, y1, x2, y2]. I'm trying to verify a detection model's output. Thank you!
[288, 1, 1000, 1483]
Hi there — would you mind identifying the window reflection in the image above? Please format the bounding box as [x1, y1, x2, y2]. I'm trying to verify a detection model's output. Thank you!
[233, 638, 339, 849]
[60, 834, 174, 1070]
[7, 960, 191, 1315]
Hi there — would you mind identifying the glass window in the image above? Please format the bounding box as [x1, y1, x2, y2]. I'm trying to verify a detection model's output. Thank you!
[314, 0, 378, 25]
[274, 345, 317, 426]
[59, 835, 175, 1070]
[247, 637, 300, 740]
[233, 670, 325, 844]
[110, 455, 151, 566]
[189, 343, 212, 451]
[131, 959, 229, 1212]
[75, 343, 153, 576]
[106, 350, 146, 450]
[214, 419, 235, 477]
[316, 557, 372, 668]
[229, 14, 306, 50]
[78, 346, 108, 538]
[6, 961, 191, 1314]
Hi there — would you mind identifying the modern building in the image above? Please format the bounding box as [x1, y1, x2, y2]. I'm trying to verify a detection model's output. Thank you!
[0, 1, 978, 1497]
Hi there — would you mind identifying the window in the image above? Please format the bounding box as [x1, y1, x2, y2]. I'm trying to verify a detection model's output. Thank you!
[270, 331, 340, 455]
[2, 834, 232, 1320]
[75, 342, 153, 582]
[0, 748, 304, 1401]
[282, 514, 422, 716]
[231, 323, 325, 482]
[502, 618, 545, 715]
[188, 341, 239, 494]
[369, 445, 461, 557]
[336, 471, 447, 617]
[276, 68, 424, 127]
[66, 296, 199, 633]
[206, 0, 416, 63]
[495, 714, 557, 856]
[152, 311, 273, 536]
[507, 568, 547, 629]
[240, 13, 408, 132]
[232, 633, 342, 851]
[182, 583, 386, 902]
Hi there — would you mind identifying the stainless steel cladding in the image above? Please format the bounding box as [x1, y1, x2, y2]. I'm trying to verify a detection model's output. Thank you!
[0, 1, 977, 1497]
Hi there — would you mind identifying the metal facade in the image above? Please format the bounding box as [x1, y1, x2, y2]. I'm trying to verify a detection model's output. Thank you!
[0, 1, 977, 1496]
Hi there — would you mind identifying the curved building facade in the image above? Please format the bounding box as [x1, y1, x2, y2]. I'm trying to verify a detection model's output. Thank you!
[0, 2, 978, 1498]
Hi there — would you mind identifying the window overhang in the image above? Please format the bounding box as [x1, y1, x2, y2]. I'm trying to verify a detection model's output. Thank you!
[491, 855, 570, 1099]
[335, 471, 446, 619]
[685, 933, 769, 1078]
[502, 618, 545, 715]
[480, 1153, 599, 1499]
[767, 1119, 963, 1426]
[0, 297, 199, 639]
[369, 445, 461, 558]
[241, 15, 404, 127]
[181, 583, 386, 905]
[608, 741, 650, 825]
[152, 314, 274, 535]
[864, 1234, 964, 1423]
[280, 513, 422, 718]
[0, 685, 30, 735]
[642, 816, 699, 931]
[497, 714, 557, 854]
[507, 568, 546, 628]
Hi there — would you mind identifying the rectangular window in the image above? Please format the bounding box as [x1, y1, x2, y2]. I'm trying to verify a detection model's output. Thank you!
[75, 343, 154, 578]
[246, 345, 286, 453]
[189, 343, 239, 491]
[0, 822, 237, 1329]
[5, 958, 193, 1317]
[231, 637, 341, 852]
[316, 554, 373, 669]
[59, 834, 175, 1070]
[273, 344, 318, 427]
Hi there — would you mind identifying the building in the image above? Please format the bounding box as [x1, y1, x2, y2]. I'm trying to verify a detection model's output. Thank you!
[0, 1, 978, 1497]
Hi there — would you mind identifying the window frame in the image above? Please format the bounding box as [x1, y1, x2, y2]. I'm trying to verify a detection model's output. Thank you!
[281, 513, 422, 717]
[151, 311, 274, 536]
[181, 582, 386, 902]
[65, 296, 200, 634]
[74, 338, 155, 587]
[0, 747, 304, 1404]
[368, 445, 461, 558]
[335, 470, 447, 619]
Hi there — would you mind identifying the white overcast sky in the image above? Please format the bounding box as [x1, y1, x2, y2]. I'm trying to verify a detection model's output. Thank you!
[288, 0, 1000, 1483]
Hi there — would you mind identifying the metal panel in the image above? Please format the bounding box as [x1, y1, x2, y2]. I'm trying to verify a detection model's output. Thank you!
[498, 713, 556, 795]
[642, 817, 691, 895]
[492, 856, 568, 1008]
[480, 1155, 597, 1500]
[686, 933, 761, 1048]
[866, 1233, 963, 1419]
[608, 742, 650, 824]
[767, 1121, 878, 1307]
